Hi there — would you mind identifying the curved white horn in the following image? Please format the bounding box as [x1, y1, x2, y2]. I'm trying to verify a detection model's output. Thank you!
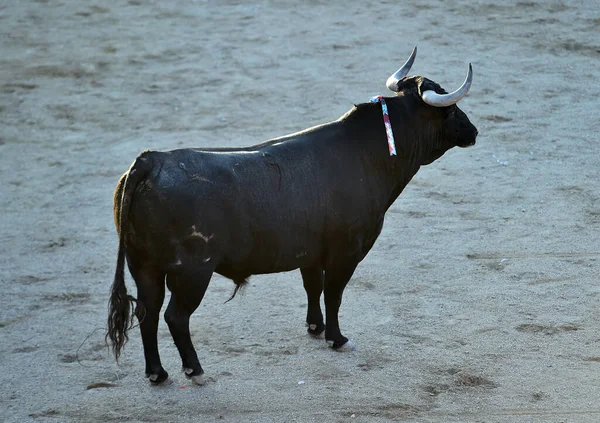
[421, 63, 473, 107]
[386, 46, 417, 92]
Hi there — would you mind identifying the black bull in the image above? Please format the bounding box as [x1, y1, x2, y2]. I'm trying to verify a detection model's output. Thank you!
[107, 75, 478, 385]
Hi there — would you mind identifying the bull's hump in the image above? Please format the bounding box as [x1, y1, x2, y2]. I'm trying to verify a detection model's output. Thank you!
[264, 120, 339, 145]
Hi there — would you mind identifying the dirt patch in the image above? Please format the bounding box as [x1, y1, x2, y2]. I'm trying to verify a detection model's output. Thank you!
[15, 275, 52, 285]
[516, 323, 582, 335]
[12, 346, 40, 353]
[454, 372, 497, 388]
[39, 237, 69, 252]
[86, 382, 118, 390]
[483, 115, 513, 122]
[42, 293, 91, 304]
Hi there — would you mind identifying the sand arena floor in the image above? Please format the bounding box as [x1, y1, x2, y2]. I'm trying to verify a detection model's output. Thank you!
[1, 1, 599, 422]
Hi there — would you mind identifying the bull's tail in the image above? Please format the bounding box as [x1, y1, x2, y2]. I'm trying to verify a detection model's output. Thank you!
[106, 234, 138, 361]
[106, 151, 153, 361]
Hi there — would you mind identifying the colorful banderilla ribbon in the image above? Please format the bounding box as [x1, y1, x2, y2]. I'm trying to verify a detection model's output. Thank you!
[370, 95, 397, 156]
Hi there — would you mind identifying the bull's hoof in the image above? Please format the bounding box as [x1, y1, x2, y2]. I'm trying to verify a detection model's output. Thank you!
[307, 322, 325, 338]
[147, 372, 172, 386]
[191, 374, 207, 386]
[184, 368, 206, 386]
[327, 339, 356, 352]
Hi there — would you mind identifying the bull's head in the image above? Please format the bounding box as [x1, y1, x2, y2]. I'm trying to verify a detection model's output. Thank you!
[385, 47, 478, 165]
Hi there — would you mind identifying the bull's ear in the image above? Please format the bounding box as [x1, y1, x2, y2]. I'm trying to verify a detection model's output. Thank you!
[415, 78, 425, 97]
[416, 78, 444, 98]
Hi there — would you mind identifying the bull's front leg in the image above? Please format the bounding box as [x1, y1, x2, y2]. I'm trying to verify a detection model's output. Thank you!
[323, 260, 359, 351]
[300, 266, 325, 337]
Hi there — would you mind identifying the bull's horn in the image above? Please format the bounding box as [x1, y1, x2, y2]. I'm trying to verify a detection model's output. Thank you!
[386, 46, 417, 92]
[421, 63, 473, 107]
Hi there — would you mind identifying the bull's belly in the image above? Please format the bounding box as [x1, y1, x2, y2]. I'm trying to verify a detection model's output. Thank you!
[215, 246, 318, 280]
[133, 209, 323, 278]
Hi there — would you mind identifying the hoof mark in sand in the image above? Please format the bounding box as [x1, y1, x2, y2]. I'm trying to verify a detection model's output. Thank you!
[13, 346, 39, 353]
[17, 275, 51, 285]
[86, 382, 117, 390]
[58, 353, 77, 363]
[423, 384, 450, 396]
[1, 83, 39, 93]
[224, 346, 247, 354]
[29, 409, 59, 418]
[484, 115, 512, 122]
[42, 293, 90, 304]
[516, 323, 581, 335]
[454, 372, 496, 388]
[531, 391, 545, 401]
[40, 237, 69, 252]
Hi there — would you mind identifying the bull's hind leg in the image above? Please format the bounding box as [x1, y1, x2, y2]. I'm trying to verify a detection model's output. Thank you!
[323, 261, 358, 351]
[129, 262, 169, 385]
[300, 266, 325, 337]
[165, 266, 213, 385]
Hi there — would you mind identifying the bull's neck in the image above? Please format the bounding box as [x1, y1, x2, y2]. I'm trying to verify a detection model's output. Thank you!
[339, 102, 423, 213]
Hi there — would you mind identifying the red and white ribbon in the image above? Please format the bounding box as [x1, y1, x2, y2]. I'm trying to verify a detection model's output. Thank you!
[370, 95, 397, 156]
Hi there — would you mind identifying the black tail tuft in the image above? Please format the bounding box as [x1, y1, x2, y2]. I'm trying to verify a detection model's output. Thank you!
[224, 278, 248, 304]
[106, 239, 140, 362]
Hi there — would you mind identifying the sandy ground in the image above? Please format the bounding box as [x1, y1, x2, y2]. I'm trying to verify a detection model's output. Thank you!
[1, 0, 600, 422]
